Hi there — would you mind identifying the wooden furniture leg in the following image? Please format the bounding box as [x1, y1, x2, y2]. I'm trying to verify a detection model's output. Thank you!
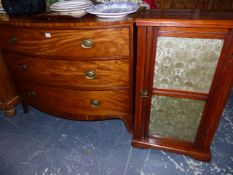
[22, 103, 29, 113]
[0, 50, 19, 116]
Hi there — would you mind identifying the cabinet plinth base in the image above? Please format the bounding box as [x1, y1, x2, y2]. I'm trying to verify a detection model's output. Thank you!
[132, 138, 211, 162]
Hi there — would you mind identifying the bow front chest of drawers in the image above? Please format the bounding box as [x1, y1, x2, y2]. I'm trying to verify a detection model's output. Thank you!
[0, 14, 139, 133]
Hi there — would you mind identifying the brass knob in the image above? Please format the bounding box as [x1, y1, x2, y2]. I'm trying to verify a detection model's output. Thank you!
[18, 64, 27, 71]
[27, 91, 36, 97]
[140, 90, 149, 98]
[84, 70, 96, 80]
[81, 39, 94, 49]
[90, 99, 100, 108]
[8, 36, 17, 45]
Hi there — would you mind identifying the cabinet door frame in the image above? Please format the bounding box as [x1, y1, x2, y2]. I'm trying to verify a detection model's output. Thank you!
[133, 26, 233, 161]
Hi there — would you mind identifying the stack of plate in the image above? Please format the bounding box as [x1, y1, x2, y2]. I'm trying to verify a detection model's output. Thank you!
[50, 0, 93, 17]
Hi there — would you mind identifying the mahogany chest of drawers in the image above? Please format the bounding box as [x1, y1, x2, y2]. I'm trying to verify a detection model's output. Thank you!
[0, 14, 139, 132]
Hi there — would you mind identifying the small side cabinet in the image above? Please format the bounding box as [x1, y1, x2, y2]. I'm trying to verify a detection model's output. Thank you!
[132, 10, 233, 161]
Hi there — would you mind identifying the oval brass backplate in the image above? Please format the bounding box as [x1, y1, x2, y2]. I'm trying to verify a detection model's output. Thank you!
[8, 36, 17, 45]
[81, 39, 94, 49]
[90, 99, 100, 107]
[85, 70, 96, 80]
[27, 91, 36, 97]
[18, 64, 27, 71]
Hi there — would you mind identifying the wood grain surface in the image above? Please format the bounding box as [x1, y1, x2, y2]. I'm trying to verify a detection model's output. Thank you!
[0, 27, 129, 58]
[4, 52, 130, 90]
[17, 82, 130, 117]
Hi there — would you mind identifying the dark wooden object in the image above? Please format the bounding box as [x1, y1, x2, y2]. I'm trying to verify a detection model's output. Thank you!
[0, 11, 143, 132]
[133, 9, 233, 161]
[0, 50, 19, 116]
[157, 0, 233, 10]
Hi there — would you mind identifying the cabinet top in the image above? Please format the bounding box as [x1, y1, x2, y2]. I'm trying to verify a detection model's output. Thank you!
[136, 9, 233, 28]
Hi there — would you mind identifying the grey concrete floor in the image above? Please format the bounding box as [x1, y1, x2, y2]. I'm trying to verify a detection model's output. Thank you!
[0, 90, 232, 175]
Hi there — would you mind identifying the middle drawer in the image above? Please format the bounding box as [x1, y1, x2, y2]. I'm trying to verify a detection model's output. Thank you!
[5, 53, 129, 89]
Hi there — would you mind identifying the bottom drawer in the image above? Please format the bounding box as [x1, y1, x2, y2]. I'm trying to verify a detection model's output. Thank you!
[17, 83, 130, 117]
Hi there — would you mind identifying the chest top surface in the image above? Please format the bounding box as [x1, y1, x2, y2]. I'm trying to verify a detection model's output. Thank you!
[0, 8, 145, 28]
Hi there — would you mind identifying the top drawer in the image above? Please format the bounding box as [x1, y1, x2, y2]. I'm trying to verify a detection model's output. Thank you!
[0, 27, 129, 58]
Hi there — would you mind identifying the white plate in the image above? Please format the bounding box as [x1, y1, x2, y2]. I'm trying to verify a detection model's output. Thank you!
[50, 2, 93, 12]
[51, 7, 92, 12]
[52, 3, 92, 8]
[96, 14, 126, 18]
[50, 0, 92, 7]
[51, 3, 93, 9]
[58, 11, 87, 17]
[50, 5, 93, 12]
[86, 2, 140, 17]
[51, 0, 92, 4]
[51, 4, 93, 9]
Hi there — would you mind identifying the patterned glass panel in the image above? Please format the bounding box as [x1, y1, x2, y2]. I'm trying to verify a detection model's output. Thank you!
[149, 95, 205, 142]
[154, 37, 224, 93]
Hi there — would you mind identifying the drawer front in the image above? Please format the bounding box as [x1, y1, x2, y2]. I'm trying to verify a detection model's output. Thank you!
[0, 27, 129, 58]
[17, 83, 130, 116]
[4, 53, 129, 89]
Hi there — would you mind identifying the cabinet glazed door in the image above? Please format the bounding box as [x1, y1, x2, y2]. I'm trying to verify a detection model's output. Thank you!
[133, 26, 232, 160]
[150, 36, 223, 142]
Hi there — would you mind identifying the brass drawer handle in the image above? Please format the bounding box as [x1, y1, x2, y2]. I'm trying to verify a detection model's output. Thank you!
[8, 36, 17, 45]
[18, 64, 27, 71]
[90, 99, 100, 108]
[27, 91, 36, 97]
[81, 39, 94, 49]
[84, 70, 96, 80]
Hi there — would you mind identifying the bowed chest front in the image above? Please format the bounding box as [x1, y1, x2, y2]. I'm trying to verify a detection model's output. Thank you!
[132, 10, 233, 161]
[0, 14, 139, 133]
